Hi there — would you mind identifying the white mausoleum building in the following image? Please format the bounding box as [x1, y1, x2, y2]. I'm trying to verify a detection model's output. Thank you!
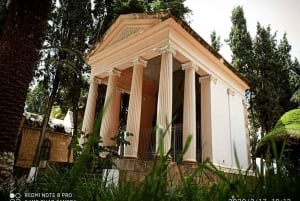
[81, 12, 251, 171]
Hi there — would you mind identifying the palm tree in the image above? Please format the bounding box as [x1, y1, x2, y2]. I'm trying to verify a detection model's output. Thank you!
[256, 109, 300, 173]
[0, 0, 50, 188]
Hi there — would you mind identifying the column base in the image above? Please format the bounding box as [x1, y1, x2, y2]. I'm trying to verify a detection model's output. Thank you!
[181, 160, 197, 165]
[123, 155, 138, 160]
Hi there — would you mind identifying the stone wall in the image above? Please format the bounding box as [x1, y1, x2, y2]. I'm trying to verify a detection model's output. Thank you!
[15, 127, 73, 168]
[112, 158, 254, 185]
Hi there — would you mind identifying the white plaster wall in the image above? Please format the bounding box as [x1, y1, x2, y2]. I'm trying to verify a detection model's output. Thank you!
[210, 78, 249, 170]
[228, 93, 249, 169]
[210, 80, 233, 167]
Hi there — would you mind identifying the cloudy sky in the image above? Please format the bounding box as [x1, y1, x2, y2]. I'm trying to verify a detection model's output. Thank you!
[185, 0, 300, 62]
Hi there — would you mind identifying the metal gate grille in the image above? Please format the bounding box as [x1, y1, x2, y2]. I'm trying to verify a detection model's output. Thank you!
[138, 122, 201, 162]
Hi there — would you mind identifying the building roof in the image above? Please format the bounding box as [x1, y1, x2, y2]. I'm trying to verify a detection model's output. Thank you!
[161, 12, 250, 86]
[86, 12, 249, 89]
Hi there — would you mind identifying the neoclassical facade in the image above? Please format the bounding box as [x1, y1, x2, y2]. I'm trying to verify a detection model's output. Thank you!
[81, 12, 251, 170]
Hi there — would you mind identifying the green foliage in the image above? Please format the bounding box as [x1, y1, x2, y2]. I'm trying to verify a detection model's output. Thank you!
[3, 120, 300, 200]
[290, 58, 300, 106]
[28, 0, 95, 166]
[261, 109, 300, 140]
[157, 0, 191, 20]
[26, 0, 192, 142]
[2, 1, 299, 200]
[32, 0, 95, 112]
[228, 6, 299, 169]
[251, 24, 298, 134]
[50, 106, 63, 119]
[113, 0, 191, 21]
[114, 0, 146, 15]
[252, 23, 283, 133]
[228, 5, 254, 75]
[257, 109, 300, 173]
[149, 0, 167, 12]
[210, 30, 222, 52]
[25, 82, 49, 114]
[291, 90, 300, 105]
[229, 7, 299, 135]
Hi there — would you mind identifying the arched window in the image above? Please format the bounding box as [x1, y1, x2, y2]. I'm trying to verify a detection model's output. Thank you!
[41, 138, 51, 161]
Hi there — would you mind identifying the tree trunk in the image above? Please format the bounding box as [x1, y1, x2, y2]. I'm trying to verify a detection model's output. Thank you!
[68, 72, 81, 162]
[31, 71, 60, 169]
[0, 0, 50, 188]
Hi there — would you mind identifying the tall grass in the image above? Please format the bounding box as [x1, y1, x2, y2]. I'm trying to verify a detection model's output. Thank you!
[2, 118, 300, 201]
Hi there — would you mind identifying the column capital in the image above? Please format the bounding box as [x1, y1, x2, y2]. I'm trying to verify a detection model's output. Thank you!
[182, 61, 199, 71]
[227, 88, 235, 96]
[157, 44, 176, 56]
[132, 57, 148, 67]
[91, 76, 101, 84]
[199, 75, 217, 84]
[107, 68, 121, 77]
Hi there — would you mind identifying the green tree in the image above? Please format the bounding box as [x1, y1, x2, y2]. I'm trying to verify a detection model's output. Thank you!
[92, 0, 115, 42]
[252, 24, 296, 134]
[31, 0, 94, 174]
[114, 0, 145, 15]
[150, 0, 190, 20]
[251, 25, 298, 170]
[290, 58, 300, 106]
[113, 0, 191, 21]
[228, 5, 254, 75]
[25, 83, 49, 114]
[252, 23, 281, 134]
[0, 0, 51, 188]
[228, 6, 299, 169]
[275, 33, 298, 111]
[210, 30, 222, 52]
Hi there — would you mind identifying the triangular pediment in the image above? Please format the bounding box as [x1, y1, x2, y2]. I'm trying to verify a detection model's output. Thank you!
[87, 13, 169, 58]
[110, 25, 145, 45]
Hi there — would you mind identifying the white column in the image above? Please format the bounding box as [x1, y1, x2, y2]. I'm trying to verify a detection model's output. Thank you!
[156, 44, 175, 156]
[124, 57, 147, 158]
[199, 75, 216, 161]
[111, 90, 121, 140]
[100, 69, 121, 150]
[80, 76, 99, 146]
[182, 62, 198, 163]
